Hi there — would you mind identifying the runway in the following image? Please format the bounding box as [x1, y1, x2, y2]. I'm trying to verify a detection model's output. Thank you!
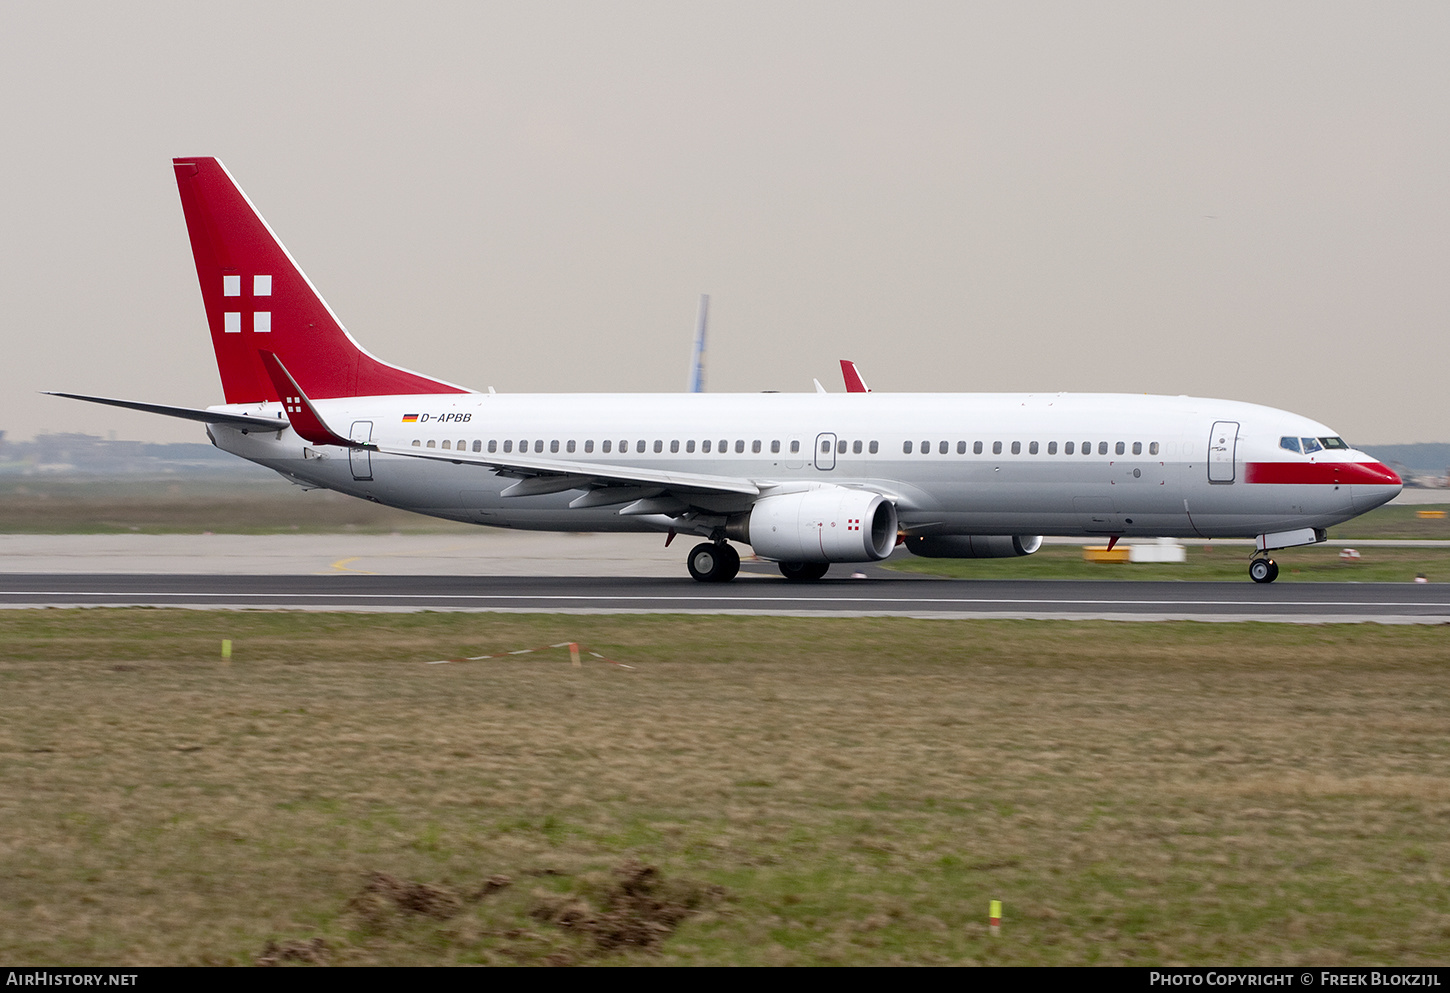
[2, 572, 1448, 622]
[2, 533, 1448, 620]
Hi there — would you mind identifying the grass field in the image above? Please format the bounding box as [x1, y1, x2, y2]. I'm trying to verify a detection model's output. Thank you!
[0, 479, 474, 534]
[2, 611, 1447, 966]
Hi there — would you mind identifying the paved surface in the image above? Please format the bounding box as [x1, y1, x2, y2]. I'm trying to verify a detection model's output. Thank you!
[1, 571, 1447, 622]
[0, 532, 688, 576]
[2, 532, 1448, 620]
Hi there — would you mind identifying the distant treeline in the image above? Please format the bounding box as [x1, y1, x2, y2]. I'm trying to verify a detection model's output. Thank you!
[1360, 444, 1450, 474]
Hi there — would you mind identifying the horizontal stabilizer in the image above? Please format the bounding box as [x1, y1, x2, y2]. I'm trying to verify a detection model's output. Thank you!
[43, 391, 290, 430]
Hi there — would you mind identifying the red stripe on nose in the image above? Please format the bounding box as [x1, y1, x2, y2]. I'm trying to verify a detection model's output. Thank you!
[1244, 462, 1402, 485]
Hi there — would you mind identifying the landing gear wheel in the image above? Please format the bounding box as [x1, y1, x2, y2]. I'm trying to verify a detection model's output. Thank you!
[779, 561, 830, 582]
[687, 542, 740, 583]
[1249, 557, 1279, 584]
[715, 542, 740, 582]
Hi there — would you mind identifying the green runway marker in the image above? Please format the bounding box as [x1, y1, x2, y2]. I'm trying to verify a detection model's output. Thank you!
[221, 639, 232, 660]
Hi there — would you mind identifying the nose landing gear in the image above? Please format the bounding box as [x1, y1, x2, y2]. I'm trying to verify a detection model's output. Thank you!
[1249, 556, 1279, 584]
[687, 541, 740, 583]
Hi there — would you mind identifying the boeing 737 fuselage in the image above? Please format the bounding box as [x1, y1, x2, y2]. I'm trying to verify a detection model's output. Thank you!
[51, 158, 1402, 584]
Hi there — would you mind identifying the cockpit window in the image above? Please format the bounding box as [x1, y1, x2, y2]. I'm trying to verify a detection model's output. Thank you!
[1319, 436, 1349, 450]
[1301, 437, 1323, 454]
[1280, 436, 1301, 454]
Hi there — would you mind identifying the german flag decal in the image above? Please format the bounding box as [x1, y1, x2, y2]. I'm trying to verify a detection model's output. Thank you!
[401, 413, 419, 423]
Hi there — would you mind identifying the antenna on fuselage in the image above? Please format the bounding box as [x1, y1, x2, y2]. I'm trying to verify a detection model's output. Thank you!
[687, 294, 709, 392]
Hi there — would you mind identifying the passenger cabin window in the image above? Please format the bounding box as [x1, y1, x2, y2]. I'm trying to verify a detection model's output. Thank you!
[567, 440, 576, 453]
[702, 440, 711, 453]
[756, 441, 765, 454]
[551, 440, 559, 453]
[1011, 441, 1021, 455]
[1098, 442, 1108, 455]
[427, 440, 437, 448]
[921, 440, 929, 454]
[719, 439, 728, 452]
[1029, 441, 1039, 454]
[637, 440, 646, 453]
[1082, 441, 1091, 455]
[1149, 442, 1160, 455]
[771, 440, 780, 454]
[620, 440, 628, 452]
[458, 439, 465, 451]
[791, 440, 801, 454]
[412, 439, 420, 447]
[904, 441, 913, 454]
[869, 441, 879, 454]
[601, 440, 611, 453]
[837, 440, 846, 454]
[534, 440, 544, 453]
[584, 440, 593, 453]
[1047, 441, 1057, 454]
[653, 440, 663, 453]
[1132, 442, 1141, 455]
[974, 441, 983, 454]
[441, 441, 451, 450]
[503, 440, 513, 453]
[1064, 441, 1074, 455]
[854, 441, 863, 454]
[473, 440, 482, 453]
[939, 441, 948, 454]
[993, 441, 1002, 455]
[686, 440, 695, 453]
[670, 440, 679, 453]
[1115, 442, 1125, 455]
[736, 440, 745, 454]
[957, 441, 966, 454]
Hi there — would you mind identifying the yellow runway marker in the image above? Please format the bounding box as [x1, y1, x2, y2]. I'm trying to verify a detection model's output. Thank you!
[322, 556, 379, 575]
[317, 543, 471, 575]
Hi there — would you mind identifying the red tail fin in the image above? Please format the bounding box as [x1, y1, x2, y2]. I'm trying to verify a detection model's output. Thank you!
[172, 157, 471, 403]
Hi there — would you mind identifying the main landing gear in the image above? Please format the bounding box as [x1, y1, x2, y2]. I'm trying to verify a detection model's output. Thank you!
[687, 541, 740, 583]
[1249, 556, 1279, 584]
[778, 561, 830, 582]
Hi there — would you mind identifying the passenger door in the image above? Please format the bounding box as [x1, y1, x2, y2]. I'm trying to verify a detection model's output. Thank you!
[1208, 421, 1238, 483]
[349, 420, 374, 481]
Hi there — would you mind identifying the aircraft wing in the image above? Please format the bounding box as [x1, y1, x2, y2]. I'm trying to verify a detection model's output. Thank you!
[375, 443, 761, 506]
[43, 392, 291, 431]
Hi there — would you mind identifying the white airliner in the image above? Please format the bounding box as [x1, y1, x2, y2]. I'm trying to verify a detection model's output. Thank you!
[50, 158, 1402, 584]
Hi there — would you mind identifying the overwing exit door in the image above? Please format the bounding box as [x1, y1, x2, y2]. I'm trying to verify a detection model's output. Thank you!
[815, 432, 836, 470]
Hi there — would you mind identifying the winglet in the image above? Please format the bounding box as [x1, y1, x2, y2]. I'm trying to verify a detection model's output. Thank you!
[840, 359, 871, 393]
[256, 351, 354, 446]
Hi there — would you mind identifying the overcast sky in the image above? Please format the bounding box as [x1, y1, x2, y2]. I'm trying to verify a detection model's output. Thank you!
[3, 1, 1447, 444]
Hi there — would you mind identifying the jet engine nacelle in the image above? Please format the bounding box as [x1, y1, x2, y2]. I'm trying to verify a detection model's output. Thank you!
[742, 487, 899, 563]
[904, 535, 1043, 558]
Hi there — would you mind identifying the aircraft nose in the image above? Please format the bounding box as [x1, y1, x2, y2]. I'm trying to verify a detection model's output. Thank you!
[1369, 461, 1403, 487]
[1350, 460, 1402, 513]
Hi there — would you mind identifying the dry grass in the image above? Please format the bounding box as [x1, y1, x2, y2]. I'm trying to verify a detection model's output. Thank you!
[0, 479, 473, 533]
[0, 612, 1447, 965]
